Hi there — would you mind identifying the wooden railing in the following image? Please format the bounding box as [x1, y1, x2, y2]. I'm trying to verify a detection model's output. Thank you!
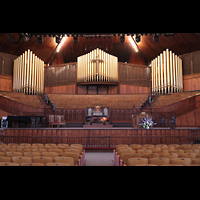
[1, 132, 200, 147]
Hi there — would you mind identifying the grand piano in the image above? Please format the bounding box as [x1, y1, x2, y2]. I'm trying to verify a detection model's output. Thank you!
[7, 115, 45, 128]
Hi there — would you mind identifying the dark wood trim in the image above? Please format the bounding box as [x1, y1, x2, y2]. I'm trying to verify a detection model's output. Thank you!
[76, 81, 119, 86]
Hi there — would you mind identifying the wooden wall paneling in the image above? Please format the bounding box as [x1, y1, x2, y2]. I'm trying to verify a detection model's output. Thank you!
[0, 75, 13, 91]
[88, 86, 97, 95]
[77, 86, 87, 94]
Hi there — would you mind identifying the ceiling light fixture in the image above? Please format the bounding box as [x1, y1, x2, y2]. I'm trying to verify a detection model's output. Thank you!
[129, 36, 138, 52]
[56, 35, 67, 52]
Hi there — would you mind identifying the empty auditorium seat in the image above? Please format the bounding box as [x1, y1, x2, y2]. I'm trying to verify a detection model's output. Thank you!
[0, 162, 20, 166]
[135, 164, 158, 166]
[170, 158, 192, 166]
[12, 157, 32, 165]
[32, 157, 53, 165]
[23, 152, 41, 158]
[127, 158, 148, 166]
[179, 153, 197, 159]
[192, 158, 200, 165]
[53, 157, 74, 166]
[161, 153, 179, 159]
[141, 153, 160, 159]
[41, 152, 59, 158]
[149, 157, 170, 166]
[21, 163, 45, 166]
[46, 163, 70, 166]
[5, 152, 23, 158]
[0, 157, 11, 162]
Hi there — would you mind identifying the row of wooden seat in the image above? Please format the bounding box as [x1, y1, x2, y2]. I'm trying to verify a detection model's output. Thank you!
[0, 92, 43, 109]
[153, 91, 200, 108]
[0, 163, 70, 166]
[114, 144, 200, 166]
[0, 157, 75, 166]
[48, 94, 149, 109]
[0, 143, 85, 166]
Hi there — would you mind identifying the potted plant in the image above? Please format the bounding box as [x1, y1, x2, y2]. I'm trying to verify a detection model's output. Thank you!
[139, 115, 156, 129]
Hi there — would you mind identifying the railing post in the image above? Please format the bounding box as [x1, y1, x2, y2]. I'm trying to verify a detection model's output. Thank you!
[86, 135, 88, 147]
[108, 135, 110, 147]
[56, 135, 59, 145]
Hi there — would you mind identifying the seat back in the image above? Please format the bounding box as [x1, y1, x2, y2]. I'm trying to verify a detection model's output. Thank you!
[127, 158, 148, 166]
[149, 157, 170, 166]
[32, 157, 53, 165]
[53, 157, 74, 166]
[170, 158, 192, 166]
[12, 157, 32, 165]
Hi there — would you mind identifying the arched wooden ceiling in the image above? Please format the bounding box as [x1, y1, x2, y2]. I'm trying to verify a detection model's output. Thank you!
[0, 33, 200, 66]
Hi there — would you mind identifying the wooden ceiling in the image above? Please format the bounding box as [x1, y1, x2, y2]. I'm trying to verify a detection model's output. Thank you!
[0, 33, 200, 66]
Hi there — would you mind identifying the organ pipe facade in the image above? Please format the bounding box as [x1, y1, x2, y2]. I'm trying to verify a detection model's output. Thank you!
[13, 49, 44, 95]
[151, 49, 183, 95]
[77, 48, 118, 83]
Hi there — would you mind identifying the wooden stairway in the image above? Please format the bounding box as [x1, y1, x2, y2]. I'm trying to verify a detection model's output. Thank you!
[38, 95, 55, 127]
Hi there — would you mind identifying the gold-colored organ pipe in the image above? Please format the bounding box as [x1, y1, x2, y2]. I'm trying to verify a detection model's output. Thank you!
[180, 58, 183, 92]
[163, 50, 167, 94]
[155, 57, 158, 94]
[170, 51, 173, 94]
[173, 53, 176, 93]
[158, 56, 160, 94]
[175, 55, 178, 93]
[160, 53, 163, 94]
[166, 49, 170, 93]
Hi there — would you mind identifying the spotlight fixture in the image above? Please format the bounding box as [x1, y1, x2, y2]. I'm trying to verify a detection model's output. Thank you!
[120, 34, 125, 43]
[37, 36, 43, 44]
[73, 36, 78, 43]
[135, 34, 141, 43]
[56, 36, 61, 44]
[7, 33, 176, 44]
[153, 34, 159, 42]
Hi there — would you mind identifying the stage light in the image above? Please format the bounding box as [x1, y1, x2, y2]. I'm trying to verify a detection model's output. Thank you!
[120, 35, 125, 43]
[153, 34, 159, 42]
[56, 36, 61, 44]
[37, 36, 43, 44]
[135, 34, 141, 43]
[74, 36, 79, 43]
